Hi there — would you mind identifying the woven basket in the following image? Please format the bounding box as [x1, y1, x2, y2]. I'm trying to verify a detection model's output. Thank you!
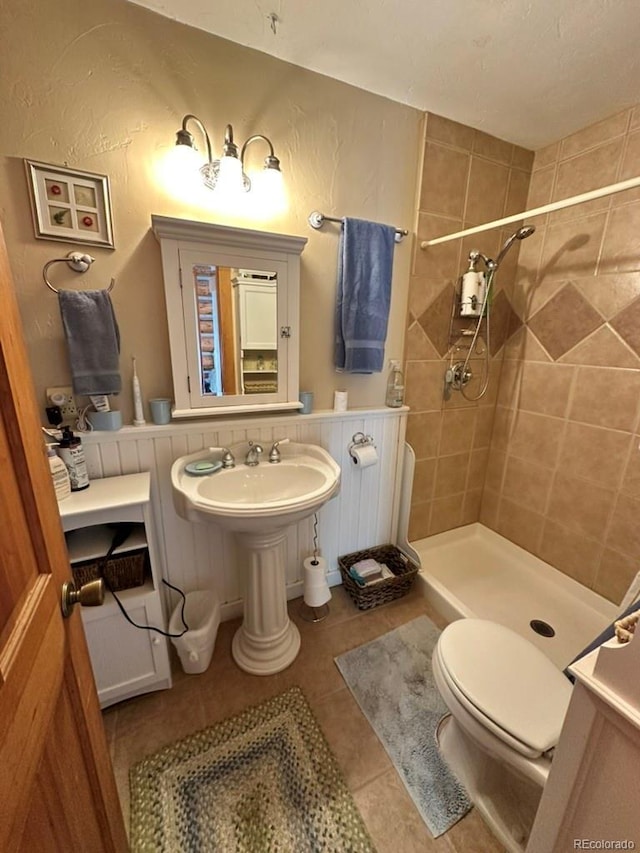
[72, 548, 148, 592]
[338, 544, 419, 611]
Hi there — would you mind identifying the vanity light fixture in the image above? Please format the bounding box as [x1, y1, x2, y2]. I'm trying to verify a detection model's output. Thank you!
[172, 114, 283, 199]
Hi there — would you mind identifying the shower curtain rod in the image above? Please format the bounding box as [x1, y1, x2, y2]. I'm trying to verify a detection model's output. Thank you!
[420, 174, 640, 248]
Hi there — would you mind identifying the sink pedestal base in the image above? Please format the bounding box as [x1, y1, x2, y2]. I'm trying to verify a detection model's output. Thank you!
[232, 528, 301, 675]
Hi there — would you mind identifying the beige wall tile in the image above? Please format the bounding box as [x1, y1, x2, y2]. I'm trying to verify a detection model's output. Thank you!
[620, 440, 640, 499]
[418, 283, 456, 356]
[559, 110, 629, 160]
[605, 493, 640, 557]
[569, 366, 640, 431]
[408, 501, 431, 541]
[527, 283, 603, 360]
[538, 213, 607, 283]
[430, 493, 464, 534]
[575, 271, 640, 320]
[490, 405, 515, 451]
[506, 411, 565, 469]
[474, 405, 496, 448]
[504, 168, 531, 218]
[519, 361, 575, 417]
[484, 448, 507, 492]
[473, 131, 513, 165]
[468, 449, 489, 491]
[502, 456, 554, 513]
[434, 452, 470, 498]
[439, 408, 477, 455]
[496, 498, 544, 554]
[559, 325, 640, 369]
[406, 411, 442, 459]
[512, 147, 535, 171]
[599, 202, 640, 274]
[538, 520, 599, 588]
[554, 138, 624, 203]
[405, 361, 446, 412]
[420, 141, 470, 218]
[412, 458, 436, 502]
[479, 488, 500, 528]
[425, 112, 475, 150]
[559, 422, 632, 488]
[465, 157, 510, 224]
[405, 321, 440, 360]
[547, 472, 615, 539]
[414, 212, 462, 279]
[594, 548, 640, 604]
[408, 272, 446, 319]
[630, 106, 640, 131]
[527, 165, 555, 210]
[462, 488, 483, 525]
[534, 142, 560, 170]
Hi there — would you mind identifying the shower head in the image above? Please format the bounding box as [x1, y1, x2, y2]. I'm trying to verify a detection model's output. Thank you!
[492, 225, 536, 269]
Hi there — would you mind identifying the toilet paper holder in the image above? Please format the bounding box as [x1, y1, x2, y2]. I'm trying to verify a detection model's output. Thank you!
[348, 431, 376, 461]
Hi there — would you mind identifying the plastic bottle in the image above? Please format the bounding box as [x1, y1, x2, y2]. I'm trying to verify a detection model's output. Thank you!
[46, 445, 71, 501]
[57, 426, 90, 491]
[385, 360, 405, 408]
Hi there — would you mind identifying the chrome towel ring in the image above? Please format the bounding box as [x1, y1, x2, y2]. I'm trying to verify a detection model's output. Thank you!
[43, 251, 115, 293]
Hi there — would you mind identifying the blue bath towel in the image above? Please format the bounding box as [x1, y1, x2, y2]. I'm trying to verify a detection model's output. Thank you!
[59, 289, 121, 395]
[334, 217, 395, 373]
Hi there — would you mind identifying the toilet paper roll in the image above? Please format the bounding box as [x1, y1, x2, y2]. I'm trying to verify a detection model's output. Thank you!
[350, 444, 378, 469]
[303, 556, 331, 607]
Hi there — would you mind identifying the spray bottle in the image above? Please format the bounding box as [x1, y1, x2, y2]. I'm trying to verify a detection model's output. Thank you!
[132, 356, 146, 426]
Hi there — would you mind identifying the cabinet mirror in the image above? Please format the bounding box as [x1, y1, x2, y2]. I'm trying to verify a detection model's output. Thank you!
[152, 216, 307, 417]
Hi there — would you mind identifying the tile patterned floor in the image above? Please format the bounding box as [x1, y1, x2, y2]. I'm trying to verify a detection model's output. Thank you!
[104, 584, 504, 852]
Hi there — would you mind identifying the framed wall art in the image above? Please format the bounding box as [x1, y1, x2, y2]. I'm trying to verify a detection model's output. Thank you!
[24, 160, 115, 249]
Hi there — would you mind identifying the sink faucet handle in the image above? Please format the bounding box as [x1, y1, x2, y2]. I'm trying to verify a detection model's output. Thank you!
[213, 447, 235, 468]
[269, 437, 290, 463]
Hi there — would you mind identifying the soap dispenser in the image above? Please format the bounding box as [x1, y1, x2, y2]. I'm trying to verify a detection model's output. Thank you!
[385, 360, 405, 408]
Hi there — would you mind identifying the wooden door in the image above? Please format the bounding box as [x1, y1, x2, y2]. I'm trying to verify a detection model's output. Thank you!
[0, 224, 127, 852]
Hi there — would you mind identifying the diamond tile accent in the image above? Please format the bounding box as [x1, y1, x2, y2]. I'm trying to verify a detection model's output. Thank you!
[418, 283, 455, 356]
[610, 294, 640, 356]
[488, 291, 522, 355]
[527, 283, 603, 360]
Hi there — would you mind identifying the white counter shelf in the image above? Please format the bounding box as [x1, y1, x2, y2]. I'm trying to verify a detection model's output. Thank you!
[59, 472, 172, 708]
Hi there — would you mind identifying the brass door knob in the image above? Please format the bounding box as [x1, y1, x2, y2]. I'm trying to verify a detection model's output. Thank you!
[61, 578, 105, 618]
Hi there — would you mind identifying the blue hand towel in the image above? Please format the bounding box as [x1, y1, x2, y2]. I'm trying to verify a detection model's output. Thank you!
[58, 289, 121, 395]
[334, 217, 395, 373]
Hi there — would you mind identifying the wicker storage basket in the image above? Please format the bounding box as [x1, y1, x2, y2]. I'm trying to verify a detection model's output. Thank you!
[338, 544, 419, 611]
[71, 548, 148, 592]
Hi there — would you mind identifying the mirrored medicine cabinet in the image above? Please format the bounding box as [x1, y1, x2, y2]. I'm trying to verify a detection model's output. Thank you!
[152, 215, 307, 418]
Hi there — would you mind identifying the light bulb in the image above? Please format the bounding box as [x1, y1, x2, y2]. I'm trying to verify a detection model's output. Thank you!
[214, 155, 243, 198]
[162, 144, 206, 200]
[251, 166, 287, 215]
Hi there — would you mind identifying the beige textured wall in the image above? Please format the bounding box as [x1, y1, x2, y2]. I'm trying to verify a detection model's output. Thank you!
[0, 0, 420, 423]
[483, 106, 640, 605]
[406, 113, 533, 539]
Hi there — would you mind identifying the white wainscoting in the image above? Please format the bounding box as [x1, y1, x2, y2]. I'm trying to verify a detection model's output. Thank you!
[80, 407, 407, 621]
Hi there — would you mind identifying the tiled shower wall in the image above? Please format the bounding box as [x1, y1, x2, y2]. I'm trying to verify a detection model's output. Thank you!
[407, 105, 640, 605]
[483, 105, 640, 605]
[406, 112, 533, 540]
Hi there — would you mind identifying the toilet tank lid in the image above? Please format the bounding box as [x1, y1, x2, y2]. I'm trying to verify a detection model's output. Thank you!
[439, 619, 573, 754]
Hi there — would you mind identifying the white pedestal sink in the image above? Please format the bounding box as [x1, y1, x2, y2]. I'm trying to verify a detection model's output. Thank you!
[171, 442, 341, 675]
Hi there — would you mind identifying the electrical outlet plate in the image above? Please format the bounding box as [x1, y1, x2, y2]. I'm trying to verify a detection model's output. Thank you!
[46, 386, 78, 423]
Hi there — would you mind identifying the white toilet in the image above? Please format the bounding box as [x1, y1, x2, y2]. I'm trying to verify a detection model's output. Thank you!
[432, 618, 573, 853]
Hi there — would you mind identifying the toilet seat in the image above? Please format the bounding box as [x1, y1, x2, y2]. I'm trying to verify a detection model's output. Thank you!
[436, 619, 572, 757]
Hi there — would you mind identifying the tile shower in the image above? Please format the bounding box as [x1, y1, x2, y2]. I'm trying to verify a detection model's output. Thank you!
[407, 105, 640, 606]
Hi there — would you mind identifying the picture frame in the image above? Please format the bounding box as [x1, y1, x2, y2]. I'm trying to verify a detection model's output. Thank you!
[24, 160, 115, 249]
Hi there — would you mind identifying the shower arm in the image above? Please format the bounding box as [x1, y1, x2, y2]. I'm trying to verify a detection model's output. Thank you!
[468, 250, 497, 271]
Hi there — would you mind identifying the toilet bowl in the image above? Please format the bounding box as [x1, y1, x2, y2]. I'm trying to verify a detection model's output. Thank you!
[432, 619, 573, 852]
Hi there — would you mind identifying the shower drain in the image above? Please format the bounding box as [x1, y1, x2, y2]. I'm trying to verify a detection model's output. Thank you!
[530, 619, 555, 638]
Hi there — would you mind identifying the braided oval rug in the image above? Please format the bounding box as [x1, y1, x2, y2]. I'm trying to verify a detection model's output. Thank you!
[129, 686, 375, 852]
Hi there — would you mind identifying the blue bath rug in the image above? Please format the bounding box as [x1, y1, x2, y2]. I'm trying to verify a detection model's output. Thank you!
[335, 615, 471, 837]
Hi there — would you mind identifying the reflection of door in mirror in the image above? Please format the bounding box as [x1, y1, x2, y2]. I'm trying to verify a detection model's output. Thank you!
[233, 270, 278, 395]
[190, 265, 241, 396]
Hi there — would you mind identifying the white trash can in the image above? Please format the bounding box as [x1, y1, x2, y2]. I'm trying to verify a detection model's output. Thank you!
[170, 590, 220, 674]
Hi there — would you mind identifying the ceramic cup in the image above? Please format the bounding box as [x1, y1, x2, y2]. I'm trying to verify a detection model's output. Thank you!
[299, 391, 314, 415]
[149, 398, 172, 425]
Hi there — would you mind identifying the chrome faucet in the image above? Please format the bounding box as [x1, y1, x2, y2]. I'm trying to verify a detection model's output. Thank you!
[220, 448, 235, 469]
[245, 441, 263, 466]
[268, 438, 290, 463]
